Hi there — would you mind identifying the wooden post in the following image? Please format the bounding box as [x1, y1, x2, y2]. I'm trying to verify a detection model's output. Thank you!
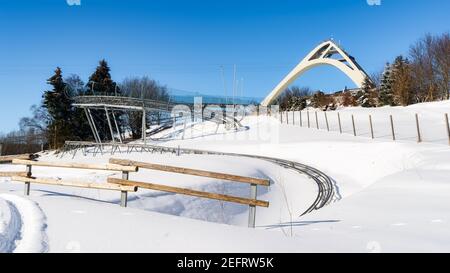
[299, 111, 303, 127]
[248, 183, 257, 228]
[352, 115, 356, 136]
[24, 164, 32, 196]
[445, 113, 450, 146]
[286, 111, 289, 124]
[292, 111, 295, 125]
[315, 112, 319, 129]
[338, 112, 342, 134]
[369, 115, 374, 139]
[280, 111, 283, 123]
[390, 115, 396, 141]
[307, 111, 310, 128]
[121, 171, 129, 207]
[324, 112, 329, 131]
[0, 143, 3, 156]
[415, 113, 422, 143]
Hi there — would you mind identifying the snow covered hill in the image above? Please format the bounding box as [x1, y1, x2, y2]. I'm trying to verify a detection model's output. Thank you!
[1, 100, 450, 252]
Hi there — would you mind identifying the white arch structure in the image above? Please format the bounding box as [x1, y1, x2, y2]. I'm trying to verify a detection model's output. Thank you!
[261, 40, 372, 106]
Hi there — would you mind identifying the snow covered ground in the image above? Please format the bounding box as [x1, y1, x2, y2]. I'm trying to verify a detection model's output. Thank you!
[1, 100, 449, 252]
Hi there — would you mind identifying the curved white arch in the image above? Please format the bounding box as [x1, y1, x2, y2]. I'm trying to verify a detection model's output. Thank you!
[261, 40, 372, 106]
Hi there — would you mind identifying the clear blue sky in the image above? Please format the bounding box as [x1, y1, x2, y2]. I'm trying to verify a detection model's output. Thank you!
[0, 0, 449, 132]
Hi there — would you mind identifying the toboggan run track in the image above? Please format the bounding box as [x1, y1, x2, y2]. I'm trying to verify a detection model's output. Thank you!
[62, 142, 339, 216]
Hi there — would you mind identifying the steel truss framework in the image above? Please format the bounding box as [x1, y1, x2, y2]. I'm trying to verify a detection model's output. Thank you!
[72, 95, 250, 144]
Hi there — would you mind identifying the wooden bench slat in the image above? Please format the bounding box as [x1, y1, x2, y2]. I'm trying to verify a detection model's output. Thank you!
[12, 176, 138, 192]
[110, 158, 270, 186]
[0, 154, 33, 163]
[12, 159, 138, 172]
[108, 177, 269, 208]
[0, 172, 27, 177]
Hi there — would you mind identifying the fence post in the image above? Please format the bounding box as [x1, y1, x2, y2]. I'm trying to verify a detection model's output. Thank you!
[248, 183, 257, 228]
[369, 115, 374, 139]
[307, 111, 310, 128]
[280, 111, 283, 123]
[324, 112, 329, 131]
[446, 113, 450, 146]
[120, 171, 130, 207]
[299, 111, 302, 127]
[352, 115, 356, 136]
[390, 115, 396, 141]
[315, 112, 319, 129]
[415, 113, 422, 143]
[286, 111, 289, 124]
[292, 111, 295, 125]
[177, 145, 181, 156]
[24, 164, 32, 196]
[338, 112, 342, 134]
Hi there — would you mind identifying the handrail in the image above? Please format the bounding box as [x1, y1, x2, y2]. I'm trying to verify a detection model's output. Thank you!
[109, 158, 270, 186]
[12, 159, 138, 172]
[14, 176, 137, 192]
[108, 178, 269, 207]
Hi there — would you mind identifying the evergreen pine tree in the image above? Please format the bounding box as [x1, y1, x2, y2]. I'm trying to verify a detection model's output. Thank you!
[42, 67, 73, 148]
[358, 76, 376, 107]
[65, 74, 93, 141]
[379, 62, 395, 106]
[86, 60, 121, 140]
[87, 59, 119, 95]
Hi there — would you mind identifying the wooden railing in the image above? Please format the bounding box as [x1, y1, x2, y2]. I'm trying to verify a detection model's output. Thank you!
[109, 158, 270, 186]
[2, 158, 270, 228]
[0, 171, 27, 177]
[0, 154, 35, 163]
[108, 158, 270, 227]
[10, 159, 138, 207]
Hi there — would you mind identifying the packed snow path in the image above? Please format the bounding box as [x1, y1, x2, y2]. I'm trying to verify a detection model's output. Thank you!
[0, 194, 48, 253]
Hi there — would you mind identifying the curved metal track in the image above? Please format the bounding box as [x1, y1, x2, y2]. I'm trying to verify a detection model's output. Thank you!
[62, 141, 338, 216]
[183, 150, 337, 216]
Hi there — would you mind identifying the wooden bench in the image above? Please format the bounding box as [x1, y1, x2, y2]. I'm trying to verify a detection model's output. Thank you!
[109, 158, 270, 227]
[11, 159, 139, 207]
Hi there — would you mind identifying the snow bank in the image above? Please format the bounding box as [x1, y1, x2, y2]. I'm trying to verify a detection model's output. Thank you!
[0, 194, 48, 253]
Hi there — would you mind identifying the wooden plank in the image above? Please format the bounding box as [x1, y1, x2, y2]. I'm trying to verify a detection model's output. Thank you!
[12, 159, 138, 172]
[0, 154, 33, 163]
[0, 172, 27, 177]
[109, 158, 270, 186]
[108, 178, 269, 208]
[12, 176, 138, 192]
